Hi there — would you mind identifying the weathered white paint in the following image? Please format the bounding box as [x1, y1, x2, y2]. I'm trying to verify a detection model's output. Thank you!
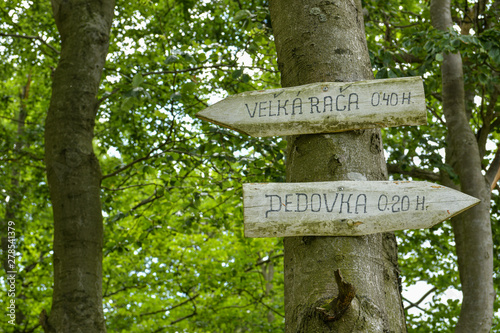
[243, 181, 480, 237]
[196, 77, 426, 137]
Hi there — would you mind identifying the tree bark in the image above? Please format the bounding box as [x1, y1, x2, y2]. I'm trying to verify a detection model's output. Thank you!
[269, 0, 406, 331]
[430, 1, 495, 332]
[43, 0, 115, 331]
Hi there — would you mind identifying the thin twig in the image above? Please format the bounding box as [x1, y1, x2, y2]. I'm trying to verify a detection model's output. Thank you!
[97, 87, 121, 106]
[101, 183, 158, 191]
[170, 312, 196, 325]
[142, 64, 234, 76]
[403, 286, 437, 311]
[0, 33, 60, 54]
[427, 106, 446, 125]
[140, 294, 200, 317]
[485, 146, 500, 189]
[239, 289, 285, 318]
[245, 254, 284, 272]
[101, 142, 171, 180]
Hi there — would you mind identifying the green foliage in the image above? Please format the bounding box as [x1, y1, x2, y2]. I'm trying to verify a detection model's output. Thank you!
[1, 0, 499, 331]
[1, 0, 285, 332]
[365, 0, 500, 330]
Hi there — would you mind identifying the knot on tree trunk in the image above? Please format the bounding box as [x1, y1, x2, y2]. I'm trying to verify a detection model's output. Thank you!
[315, 269, 356, 322]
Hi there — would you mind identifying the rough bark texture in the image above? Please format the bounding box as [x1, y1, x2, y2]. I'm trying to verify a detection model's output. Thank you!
[430, 0, 495, 332]
[269, 0, 406, 331]
[44, 1, 115, 332]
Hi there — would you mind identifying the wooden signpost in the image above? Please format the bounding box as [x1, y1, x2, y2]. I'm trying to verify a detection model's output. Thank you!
[196, 76, 426, 137]
[196, 75, 480, 238]
[243, 181, 480, 237]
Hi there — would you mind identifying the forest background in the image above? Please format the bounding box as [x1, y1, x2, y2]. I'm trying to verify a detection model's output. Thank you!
[0, 0, 499, 332]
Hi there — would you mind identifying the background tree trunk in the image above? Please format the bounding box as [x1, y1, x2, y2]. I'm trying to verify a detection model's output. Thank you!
[430, 0, 495, 332]
[269, 0, 406, 331]
[43, 0, 115, 331]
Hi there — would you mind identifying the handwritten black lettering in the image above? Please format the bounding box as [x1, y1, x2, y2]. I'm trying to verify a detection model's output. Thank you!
[355, 194, 367, 214]
[378, 194, 388, 211]
[416, 195, 425, 210]
[292, 98, 302, 115]
[402, 92, 411, 104]
[295, 193, 308, 212]
[340, 84, 352, 93]
[309, 97, 320, 114]
[371, 92, 380, 106]
[324, 193, 339, 212]
[324, 96, 333, 112]
[245, 103, 258, 118]
[259, 101, 267, 117]
[269, 101, 276, 116]
[311, 193, 322, 212]
[263, 192, 428, 216]
[348, 93, 359, 111]
[278, 99, 288, 116]
[265, 194, 281, 218]
[274, 90, 284, 98]
[340, 194, 352, 213]
[336, 94, 346, 111]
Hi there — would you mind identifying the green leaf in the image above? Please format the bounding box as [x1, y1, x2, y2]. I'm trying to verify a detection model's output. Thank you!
[164, 54, 180, 64]
[132, 73, 144, 87]
[232, 69, 243, 79]
[154, 110, 168, 118]
[435, 53, 443, 62]
[479, 73, 488, 85]
[241, 73, 251, 83]
[120, 97, 134, 111]
[170, 92, 182, 101]
[233, 10, 251, 22]
[489, 47, 500, 64]
[388, 69, 399, 78]
[181, 81, 197, 94]
[181, 53, 195, 63]
[451, 38, 461, 48]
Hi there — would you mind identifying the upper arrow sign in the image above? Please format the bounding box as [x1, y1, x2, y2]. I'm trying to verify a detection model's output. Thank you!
[243, 181, 480, 237]
[196, 77, 426, 137]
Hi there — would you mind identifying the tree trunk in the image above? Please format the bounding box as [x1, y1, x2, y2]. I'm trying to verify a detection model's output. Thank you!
[43, 1, 115, 331]
[269, 0, 406, 331]
[430, 1, 495, 332]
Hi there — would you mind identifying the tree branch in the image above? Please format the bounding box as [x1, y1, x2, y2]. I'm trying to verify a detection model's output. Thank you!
[485, 146, 500, 190]
[103, 283, 147, 298]
[101, 136, 175, 181]
[428, 106, 446, 125]
[101, 183, 158, 192]
[140, 294, 200, 317]
[142, 63, 278, 77]
[387, 163, 441, 181]
[0, 33, 60, 54]
[142, 63, 234, 76]
[403, 286, 437, 312]
[245, 254, 284, 272]
[476, 88, 498, 160]
[239, 288, 285, 318]
[393, 52, 424, 64]
[170, 312, 197, 325]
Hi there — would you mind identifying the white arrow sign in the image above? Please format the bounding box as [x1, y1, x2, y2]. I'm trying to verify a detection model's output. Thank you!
[197, 77, 426, 137]
[243, 181, 480, 237]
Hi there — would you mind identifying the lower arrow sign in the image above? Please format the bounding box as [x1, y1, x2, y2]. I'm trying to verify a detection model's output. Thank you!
[243, 181, 480, 237]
